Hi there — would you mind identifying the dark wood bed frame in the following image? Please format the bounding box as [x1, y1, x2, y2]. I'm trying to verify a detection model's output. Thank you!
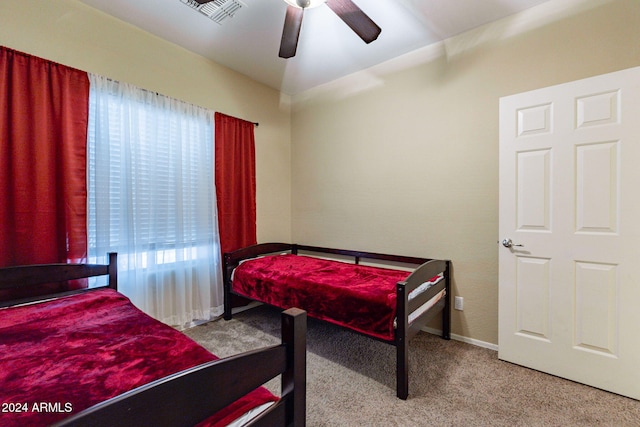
[0, 253, 307, 427]
[223, 243, 451, 400]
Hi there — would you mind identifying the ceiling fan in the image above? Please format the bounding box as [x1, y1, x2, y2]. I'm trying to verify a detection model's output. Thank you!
[278, 0, 381, 58]
[194, 0, 381, 59]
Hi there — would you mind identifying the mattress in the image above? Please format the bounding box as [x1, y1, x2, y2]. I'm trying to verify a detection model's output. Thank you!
[0, 289, 277, 427]
[232, 254, 440, 341]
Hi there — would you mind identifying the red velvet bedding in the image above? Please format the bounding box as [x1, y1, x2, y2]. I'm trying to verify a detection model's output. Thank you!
[0, 289, 277, 427]
[232, 254, 412, 341]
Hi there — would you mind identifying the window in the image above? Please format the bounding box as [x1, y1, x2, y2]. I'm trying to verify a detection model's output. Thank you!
[87, 75, 223, 328]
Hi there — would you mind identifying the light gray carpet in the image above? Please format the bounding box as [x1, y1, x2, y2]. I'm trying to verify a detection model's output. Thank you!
[184, 305, 640, 426]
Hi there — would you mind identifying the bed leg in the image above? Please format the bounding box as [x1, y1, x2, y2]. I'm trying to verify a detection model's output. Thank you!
[442, 260, 451, 340]
[396, 282, 409, 400]
[281, 308, 307, 427]
[223, 279, 233, 321]
[396, 341, 409, 400]
[223, 254, 233, 320]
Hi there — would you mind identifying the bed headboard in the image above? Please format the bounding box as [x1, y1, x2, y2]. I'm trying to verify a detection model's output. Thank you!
[0, 252, 117, 308]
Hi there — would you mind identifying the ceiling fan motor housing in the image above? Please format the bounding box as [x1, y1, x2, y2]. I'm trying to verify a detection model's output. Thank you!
[285, 0, 326, 9]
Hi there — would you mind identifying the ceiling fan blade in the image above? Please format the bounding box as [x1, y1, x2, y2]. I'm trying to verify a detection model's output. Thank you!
[325, 0, 381, 44]
[279, 5, 304, 59]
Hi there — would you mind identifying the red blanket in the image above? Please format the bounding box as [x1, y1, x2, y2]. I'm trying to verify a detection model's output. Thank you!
[0, 289, 276, 427]
[233, 254, 411, 341]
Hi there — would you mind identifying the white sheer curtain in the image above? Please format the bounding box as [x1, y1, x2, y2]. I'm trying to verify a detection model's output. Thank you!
[87, 74, 223, 328]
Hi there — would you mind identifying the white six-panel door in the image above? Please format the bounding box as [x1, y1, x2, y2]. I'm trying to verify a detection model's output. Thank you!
[499, 67, 640, 400]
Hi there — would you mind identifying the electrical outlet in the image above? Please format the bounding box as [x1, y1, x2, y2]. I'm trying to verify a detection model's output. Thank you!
[454, 296, 464, 311]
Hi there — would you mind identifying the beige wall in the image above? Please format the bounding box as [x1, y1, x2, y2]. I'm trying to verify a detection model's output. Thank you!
[290, 0, 640, 344]
[0, 0, 292, 244]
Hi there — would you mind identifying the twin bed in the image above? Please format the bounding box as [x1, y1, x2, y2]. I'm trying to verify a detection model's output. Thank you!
[223, 243, 451, 400]
[0, 253, 306, 427]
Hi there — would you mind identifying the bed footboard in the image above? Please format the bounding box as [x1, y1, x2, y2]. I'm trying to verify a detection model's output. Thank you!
[396, 259, 451, 399]
[53, 307, 307, 427]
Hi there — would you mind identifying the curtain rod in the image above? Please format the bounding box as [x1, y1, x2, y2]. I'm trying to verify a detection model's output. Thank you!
[100, 77, 259, 126]
[222, 113, 259, 127]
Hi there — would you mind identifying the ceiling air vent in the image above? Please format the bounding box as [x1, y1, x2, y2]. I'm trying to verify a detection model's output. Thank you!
[180, 0, 246, 25]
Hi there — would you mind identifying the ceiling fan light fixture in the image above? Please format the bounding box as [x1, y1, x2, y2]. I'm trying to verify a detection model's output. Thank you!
[283, 0, 326, 9]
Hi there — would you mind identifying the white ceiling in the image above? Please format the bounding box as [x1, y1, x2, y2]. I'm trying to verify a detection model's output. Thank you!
[79, 0, 553, 95]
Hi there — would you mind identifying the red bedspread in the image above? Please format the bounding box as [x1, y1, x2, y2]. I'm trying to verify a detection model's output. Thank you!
[232, 254, 411, 341]
[0, 289, 276, 427]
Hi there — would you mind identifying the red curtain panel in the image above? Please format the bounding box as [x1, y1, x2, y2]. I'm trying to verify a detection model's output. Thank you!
[0, 47, 89, 268]
[214, 112, 257, 256]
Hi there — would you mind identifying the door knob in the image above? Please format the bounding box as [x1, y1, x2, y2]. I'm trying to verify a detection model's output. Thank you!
[501, 238, 523, 248]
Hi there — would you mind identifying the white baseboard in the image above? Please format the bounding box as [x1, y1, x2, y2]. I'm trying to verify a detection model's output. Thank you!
[422, 326, 498, 352]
